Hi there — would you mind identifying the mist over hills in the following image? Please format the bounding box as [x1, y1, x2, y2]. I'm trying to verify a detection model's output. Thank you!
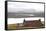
[8, 10, 44, 18]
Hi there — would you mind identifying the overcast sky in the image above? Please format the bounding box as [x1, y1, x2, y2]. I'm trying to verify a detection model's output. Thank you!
[8, 2, 44, 13]
[7, 0, 44, 24]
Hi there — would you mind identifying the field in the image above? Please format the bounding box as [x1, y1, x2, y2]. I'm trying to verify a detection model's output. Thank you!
[7, 21, 45, 30]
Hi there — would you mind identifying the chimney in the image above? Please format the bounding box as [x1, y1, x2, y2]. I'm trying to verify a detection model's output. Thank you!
[23, 19, 25, 24]
[39, 19, 41, 22]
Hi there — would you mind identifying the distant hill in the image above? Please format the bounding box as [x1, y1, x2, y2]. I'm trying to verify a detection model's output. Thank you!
[8, 9, 44, 18]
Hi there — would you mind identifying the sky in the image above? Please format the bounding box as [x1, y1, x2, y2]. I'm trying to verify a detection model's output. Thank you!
[8, 1, 44, 24]
[8, 2, 44, 13]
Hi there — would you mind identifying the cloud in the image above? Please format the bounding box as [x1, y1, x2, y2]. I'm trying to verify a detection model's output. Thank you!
[8, 2, 44, 12]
